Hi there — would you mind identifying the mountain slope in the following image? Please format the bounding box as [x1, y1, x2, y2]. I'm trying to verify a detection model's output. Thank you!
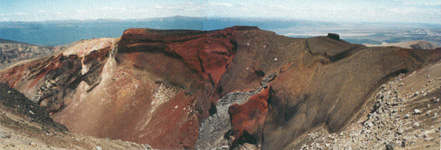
[0, 83, 151, 149]
[0, 38, 66, 69]
[0, 38, 28, 44]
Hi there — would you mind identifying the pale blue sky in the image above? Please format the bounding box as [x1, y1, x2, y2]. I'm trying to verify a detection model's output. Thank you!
[1, 0, 440, 23]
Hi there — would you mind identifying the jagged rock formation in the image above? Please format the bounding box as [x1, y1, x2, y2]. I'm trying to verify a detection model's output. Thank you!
[196, 73, 276, 149]
[1, 27, 441, 149]
[196, 88, 263, 149]
[0, 39, 65, 69]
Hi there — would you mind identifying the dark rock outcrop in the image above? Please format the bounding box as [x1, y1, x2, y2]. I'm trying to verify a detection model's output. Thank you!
[327, 33, 340, 40]
[31, 54, 83, 112]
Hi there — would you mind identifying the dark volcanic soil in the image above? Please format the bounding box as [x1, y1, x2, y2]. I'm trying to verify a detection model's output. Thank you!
[0, 82, 65, 130]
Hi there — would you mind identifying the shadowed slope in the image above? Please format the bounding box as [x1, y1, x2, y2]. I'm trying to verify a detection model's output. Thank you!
[263, 47, 441, 149]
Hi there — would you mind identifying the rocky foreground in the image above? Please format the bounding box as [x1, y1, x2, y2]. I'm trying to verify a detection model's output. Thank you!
[0, 26, 440, 149]
[301, 69, 441, 150]
[0, 82, 152, 149]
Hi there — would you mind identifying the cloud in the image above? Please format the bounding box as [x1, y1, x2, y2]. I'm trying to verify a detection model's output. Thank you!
[202, 1, 441, 23]
[155, 2, 204, 12]
[76, 10, 86, 13]
[401, 0, 441, 6]
[0, 1, 440, 24]
[390, 7, 418, 14]
[14, 12, 27, 16]
[208, 2, 233, 8]
[0, 17, 9, 22]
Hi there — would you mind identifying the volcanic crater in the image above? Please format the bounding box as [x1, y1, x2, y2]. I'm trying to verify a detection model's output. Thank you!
[1, 26, 441, 149]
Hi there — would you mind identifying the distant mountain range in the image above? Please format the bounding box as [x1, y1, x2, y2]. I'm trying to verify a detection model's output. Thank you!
[0, 38, 30, 44]
[1, 16, 440, 46]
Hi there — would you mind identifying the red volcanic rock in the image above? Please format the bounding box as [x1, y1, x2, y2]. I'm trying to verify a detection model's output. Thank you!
[137, 90, 200, 149]
[0, 63, 28, 88]
[0, 39, 113, 113]
[117, 27, 250, 122]
[0, 53, 83, 99]
[119, 27, 238, 87]
[229, 86, 270, 145]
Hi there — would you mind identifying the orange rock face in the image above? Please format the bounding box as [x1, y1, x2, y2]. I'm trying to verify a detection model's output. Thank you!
[229, 86, 270, 145]
[119, 27, 237, 87]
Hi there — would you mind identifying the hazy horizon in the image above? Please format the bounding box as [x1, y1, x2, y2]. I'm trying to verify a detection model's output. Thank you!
[1, 16, 441, 26]
[1, 0, 441, 24]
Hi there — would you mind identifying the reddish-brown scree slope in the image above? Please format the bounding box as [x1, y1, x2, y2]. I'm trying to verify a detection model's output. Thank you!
[1, 27, 441, 149]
